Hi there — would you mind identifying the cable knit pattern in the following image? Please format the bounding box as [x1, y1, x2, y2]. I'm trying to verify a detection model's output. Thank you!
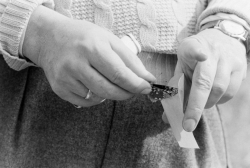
[93, 0, 113, 29]
[155, 0, 176, 53]
[112, 0, 140, 40]
[0, 0, 8, 18]
[68, 0, 197, 54]
[1, 0, 250, 71]
[137, 0, 157, 52]
[70, 0, 94, 21]
[54, 0, 72, 18]
[184, 0, 199, 36]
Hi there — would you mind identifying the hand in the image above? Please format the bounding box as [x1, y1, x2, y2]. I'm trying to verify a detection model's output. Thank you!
[23, 6, 156, 107]
[176, 28, 247, 132]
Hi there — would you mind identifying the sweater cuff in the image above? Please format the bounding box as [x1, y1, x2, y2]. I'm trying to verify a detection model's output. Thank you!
[198, 13, 250, 32]
[0, 0, 54, 71]
[197, 0, 250, 30]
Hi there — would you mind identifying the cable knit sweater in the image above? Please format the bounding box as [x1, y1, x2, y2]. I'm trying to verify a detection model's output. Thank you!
[0, 1, 250, 168]
[1, 0, 250, 71]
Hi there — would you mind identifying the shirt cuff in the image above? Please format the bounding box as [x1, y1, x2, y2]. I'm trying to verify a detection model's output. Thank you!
[0, 0, 54, 71]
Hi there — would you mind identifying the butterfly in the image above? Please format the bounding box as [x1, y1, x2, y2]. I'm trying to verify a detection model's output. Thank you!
[148, 84, 178, 102]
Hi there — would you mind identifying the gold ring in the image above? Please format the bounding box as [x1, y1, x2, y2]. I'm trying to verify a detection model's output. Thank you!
[85, 89, 92, 100]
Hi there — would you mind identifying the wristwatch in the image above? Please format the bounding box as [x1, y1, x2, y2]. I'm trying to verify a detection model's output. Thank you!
[213, 20, 250, 55]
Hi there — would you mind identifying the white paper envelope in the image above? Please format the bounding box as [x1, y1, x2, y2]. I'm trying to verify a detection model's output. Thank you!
[161, 73, 199, 149]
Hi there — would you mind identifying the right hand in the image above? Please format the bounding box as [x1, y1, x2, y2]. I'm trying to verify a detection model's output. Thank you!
[23, 6, 156, 107]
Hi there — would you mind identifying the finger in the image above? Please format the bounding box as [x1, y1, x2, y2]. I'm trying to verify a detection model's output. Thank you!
[88, 45, 152, 95]
[68, 91, 103, 107]
[217, 71, 244, 104]
[205, 61, 230, 109]
[62, 77, 88, 97]
[68, 79, 106, 103]
[110, 36, 156, 83]
[54, 87, 101, 107]
[77, 64, 134, 100]
[183, 59, 217, 132]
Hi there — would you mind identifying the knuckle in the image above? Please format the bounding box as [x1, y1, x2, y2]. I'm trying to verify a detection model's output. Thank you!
[194, 75, 213, 90]
[82, 37, 107, 54]
[52, 68, 71, 88]
[53, 69, 65, 84]
[211, 83, 227, 95]
[189, 107, 203, 114]
[111, 67, 127, 85]
[185, 106, 203, 120]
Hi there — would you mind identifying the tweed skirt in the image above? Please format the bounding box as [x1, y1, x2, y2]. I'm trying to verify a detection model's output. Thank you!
[0, 53, 229, 168]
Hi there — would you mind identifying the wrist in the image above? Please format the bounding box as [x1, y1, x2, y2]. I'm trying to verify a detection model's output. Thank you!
[23, 5, 69, 66]
[201, 20, 248, 55]
[199, 28, 246, 55]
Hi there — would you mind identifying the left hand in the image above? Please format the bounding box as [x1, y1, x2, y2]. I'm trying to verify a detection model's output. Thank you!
[175, 28, 247, 132]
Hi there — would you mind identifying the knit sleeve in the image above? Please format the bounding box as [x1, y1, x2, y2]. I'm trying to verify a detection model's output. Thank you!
[0, 0, 54, 71]
[197, 0, 250, 30]
[196, 0, 250, 60]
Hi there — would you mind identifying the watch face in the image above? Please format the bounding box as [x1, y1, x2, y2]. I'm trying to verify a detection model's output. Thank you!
[220, 20, 245, 35]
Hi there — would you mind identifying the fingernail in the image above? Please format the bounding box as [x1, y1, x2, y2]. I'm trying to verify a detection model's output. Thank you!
[183, 119, 196, 132]
[140, 88, 152, 94]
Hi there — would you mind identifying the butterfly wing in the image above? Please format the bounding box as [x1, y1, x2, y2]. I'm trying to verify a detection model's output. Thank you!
[148, 84, 178, 102]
